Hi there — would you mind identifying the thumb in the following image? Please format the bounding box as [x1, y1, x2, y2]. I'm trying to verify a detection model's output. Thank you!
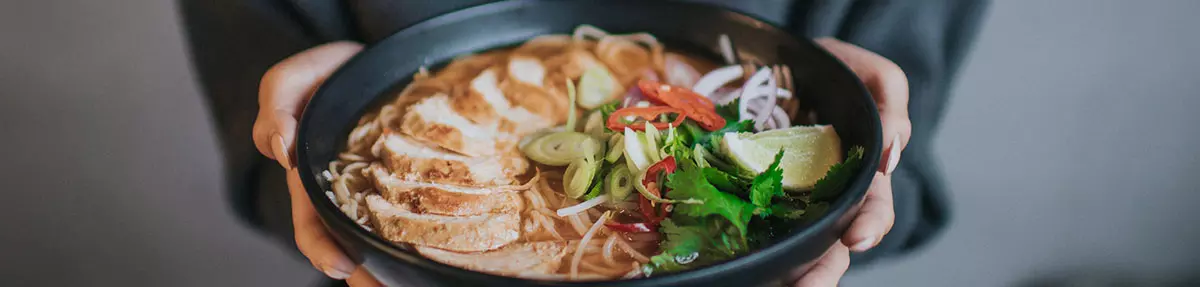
[252, 41, 364, 169]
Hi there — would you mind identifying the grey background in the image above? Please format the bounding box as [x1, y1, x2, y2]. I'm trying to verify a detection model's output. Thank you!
[1, 0, 1197, 286]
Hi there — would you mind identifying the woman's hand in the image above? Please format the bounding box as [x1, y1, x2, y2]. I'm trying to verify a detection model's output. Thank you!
[790, 38, 911, 287]
[252, 41, 384, 287]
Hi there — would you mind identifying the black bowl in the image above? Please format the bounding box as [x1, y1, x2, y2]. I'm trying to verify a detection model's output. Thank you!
[297, 1, 882, 286]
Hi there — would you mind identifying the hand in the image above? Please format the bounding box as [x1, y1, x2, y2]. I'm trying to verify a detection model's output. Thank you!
[790, 38, 911, 287]
[252, 41, 384, 287]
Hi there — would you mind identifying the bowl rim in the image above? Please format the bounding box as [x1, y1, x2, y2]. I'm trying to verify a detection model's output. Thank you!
[297, 0, 882, 285]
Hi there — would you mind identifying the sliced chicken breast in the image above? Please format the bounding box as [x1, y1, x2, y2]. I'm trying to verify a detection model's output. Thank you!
[367, 195, 520, 252]
[369, 163, 523, 216]
[379, 131, 527, 186]
[400, 93, 511, 156]
[468, 68, 555, 135]
[415, 241, 569, 277]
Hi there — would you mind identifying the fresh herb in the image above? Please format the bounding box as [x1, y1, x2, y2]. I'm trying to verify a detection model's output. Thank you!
[665, 160, 756, 236]
[748, 150, 786, 213]
[702, 167, 750, 194]
[598, 101, 620, 122]
[582, 156, 616, 200]
[810, 146, 865, 201]
[715, 98, 741, 123]
[643, 218, 743, 276]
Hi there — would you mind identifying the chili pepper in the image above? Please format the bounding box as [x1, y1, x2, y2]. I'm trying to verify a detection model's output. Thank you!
[637, 80, 726, 131]
[606, 106, 687, 132]
[604, 222, 654, 233]
[638, 156, 677, 225]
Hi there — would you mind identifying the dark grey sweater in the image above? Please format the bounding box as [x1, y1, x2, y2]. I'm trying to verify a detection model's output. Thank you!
[180, 0, 988, 267]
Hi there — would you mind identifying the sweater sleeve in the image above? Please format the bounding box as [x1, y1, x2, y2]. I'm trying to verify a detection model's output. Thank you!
[178, 0, 329, 223]
[834, 0, 990, 149]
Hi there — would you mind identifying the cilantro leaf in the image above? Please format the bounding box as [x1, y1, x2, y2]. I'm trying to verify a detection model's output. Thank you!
[665, 160, 756, 236]
[715, 98, 741, 123]
[748, 150, 786, 212]
[810, 146, 865, 201]
[643, 218, 743, 276]
[703, 167, 750, 194]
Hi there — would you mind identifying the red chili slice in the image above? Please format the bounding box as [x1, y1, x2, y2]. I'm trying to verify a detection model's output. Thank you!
[637, 80, 726, 131]
[638, 157, 677, 225]
[606, 106, 687, 132]
[604, 222, 654, 233]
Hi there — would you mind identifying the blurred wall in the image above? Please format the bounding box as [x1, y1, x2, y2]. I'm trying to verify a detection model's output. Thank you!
[0, 0, 1197, 287]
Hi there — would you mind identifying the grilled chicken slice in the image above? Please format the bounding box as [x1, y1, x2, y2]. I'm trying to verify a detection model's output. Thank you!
[369, 163, 523, 216]
[379, 131, 527, 186]
[367, 195, 520, 252]
[400, 93, 514, 156]
[466, 68, 556, 135]
[415, 241, 569, 277]
[507, 56, 546, 87]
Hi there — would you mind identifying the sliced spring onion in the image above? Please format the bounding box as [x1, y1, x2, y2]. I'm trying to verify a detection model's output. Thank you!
[583, 111, 606, 138]
[605, 133, 624, 163]
[605, 165, 635, 202]
[632, 170, 675, 204]
[578, 67, 618, 109]
[565, 78, 578, 131]
[622, 128, 650, 171]
[556, 194, 610, 217]
[563, 156, 599, 199]
[643, 122, 662, 163]
[521, 131, 600, 166]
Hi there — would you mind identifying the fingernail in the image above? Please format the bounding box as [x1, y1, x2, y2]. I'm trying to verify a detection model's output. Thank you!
[851, 236, 876, 252]
[319, 263, 351, 280]
[884, 134, 901, 175]
[272, 134, 293, 170]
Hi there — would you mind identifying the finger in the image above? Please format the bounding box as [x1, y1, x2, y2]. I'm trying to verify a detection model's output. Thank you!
[793, 242, 850, 287]
[346, 265, 384, 287]
[842, 172, 895, 252]
[252, 41, 363, 168]
[814, 38, 912, 174]
[287, 166, 356, 279]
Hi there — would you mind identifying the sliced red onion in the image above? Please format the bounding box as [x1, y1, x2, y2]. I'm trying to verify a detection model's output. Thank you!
[753, 73, 778, 129]
[621, 85, 648, 108]
[692, 65, 743, 98]
[719, 34, 736, 65]
[664, 56, 701, 88]
[738, 67, 773, 121]
[764, 106, 791, 130]
[710, 86, 741, 105]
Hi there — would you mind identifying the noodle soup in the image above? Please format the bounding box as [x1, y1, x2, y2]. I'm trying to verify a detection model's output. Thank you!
[323, 25, 860, 281]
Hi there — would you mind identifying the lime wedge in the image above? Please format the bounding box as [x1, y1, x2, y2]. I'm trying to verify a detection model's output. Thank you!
[718, 125, 843, 190]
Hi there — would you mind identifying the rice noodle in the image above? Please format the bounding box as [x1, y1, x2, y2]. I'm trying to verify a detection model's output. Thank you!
[615, 237, 651, 263]
[602, 235, 619, 267]
[718, 34, 736, 65]
[536, 213, 564, 240]
[556, 194, 609, 217]
[570, 211, 612, 279]
[572, 25, 608, 41]
[567, 214, 589, 236]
